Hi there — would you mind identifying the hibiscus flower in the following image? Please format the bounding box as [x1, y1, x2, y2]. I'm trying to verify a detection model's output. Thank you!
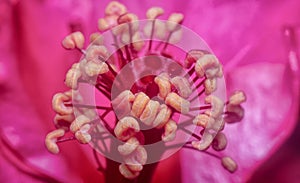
[0, 0, 299, 183]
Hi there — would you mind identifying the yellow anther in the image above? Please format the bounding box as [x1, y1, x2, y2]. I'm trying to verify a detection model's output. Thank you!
[191, 132, 213, 151]
[114, 116, 140, 141]
[105, 1, 127, 16]
[62, 31, 85, 50]
[131, 92, 150, 118]
[229, 90, 246, 105]
[166, 13, 184, 31]
[52, 93, 73, 115]
[170, 76, 192, 98]
[153, 104, 172, 129]
[154, 73, 171, 99]
[184, 49, 208, 68]
[98, 15, 118, 31]
[204, 95, 224, 118]
[84, 61, 109, 77]
[221, 156, 238, 173]
[144, 20, 167, 40]
[89, 32, 103, 45]
[70, 115, 90, 133]
[118, 137, 140, 156]
[118, 13, 138, 24]
[204, 78, 217, 95]
[165, 92, 190, 114]
[124, 146, 147, 172]
[212, 132, 227, 151]
[75, 124, 91, 144]
[112, 90, 135, 118]
[140, 100, 160, 126]
[146, 7, 164, 19]
[224, 104, 245, 123]
[53, 113, 74, 130]
[195, 54, 220, 78]
[192, 114, 214, 128]
[65, 63, 81, 89]
[45, 129, 65, 154]
[119, 163, 139, 179]
[162, 120, 177, 142]
[132, 33, 145, 51]
[86, 45, 109, 62]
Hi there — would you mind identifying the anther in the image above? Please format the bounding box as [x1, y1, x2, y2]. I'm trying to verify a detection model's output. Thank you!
[154, 73, 171, 99]
[204, 95, 224, 118]
[166, 13, 184, 31]
[224, 104, 245, 123]
[204, 78, 217, 95]
[229, 90, 246, 105]
[191, 132, 214, 151]
[65, 63, 82, 89]
[70, 115, 90, 133]
[118, 137, 140, 156]
[105, 1, 127, 16]
[45, 129, 65, 154]
[212, 132, 227, 151]
[221, 156, 238, 173]
[146, 7, 164, 19]
[195, 54, 220, 78]
[86, 45, 109, 62]
[162, 120, 177, 142]
[53, 113, 75, 130]
[153, 104, 172, 129]
[75, 124, 92, 144]
[184, 49, 208, 68]
[89, 32, 103, 45]
[98, 16, 117, 31]
[112, 90, 135, 118]
[124, 146, 147, 172]
[165, 92, 190, 114]
[114, 116, 140, 141]
[52, 93, 73, 115]
[192, 114, 214, 128]
[170, 76, 192, 98]
[84, 61, 109, 77]
[62, 31, 85, 50]
[119, 163, 139, 179]
[131, 92, 150, 118]
[140, 100, 160, 126]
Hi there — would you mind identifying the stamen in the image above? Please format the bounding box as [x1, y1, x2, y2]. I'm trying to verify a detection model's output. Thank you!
[52, 93, 73, 115]
[114, 116, 140, 141]
[118, 137, 140, 156]
[162, 120, 177, 142]
[131, 92, 150, 118]
[228, 90, 247, 105]
[221, 156, 238, 173]
[70, 115, 90, 133]
[75, 124, 92, 144]
[65, 63, 82, 90]
[140, 100, 160, 126]
[212, 132, 227, 151]
[170, 76, 192, 98]
[204, 95, 224, 118]
[154, 73, 171, 99]
[119, 163, 139, 179]
[45, 129, 65, 154]
[62, 31, 85, 50]
[153, 104, 172, 129]
[165, 92, 190, 114]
